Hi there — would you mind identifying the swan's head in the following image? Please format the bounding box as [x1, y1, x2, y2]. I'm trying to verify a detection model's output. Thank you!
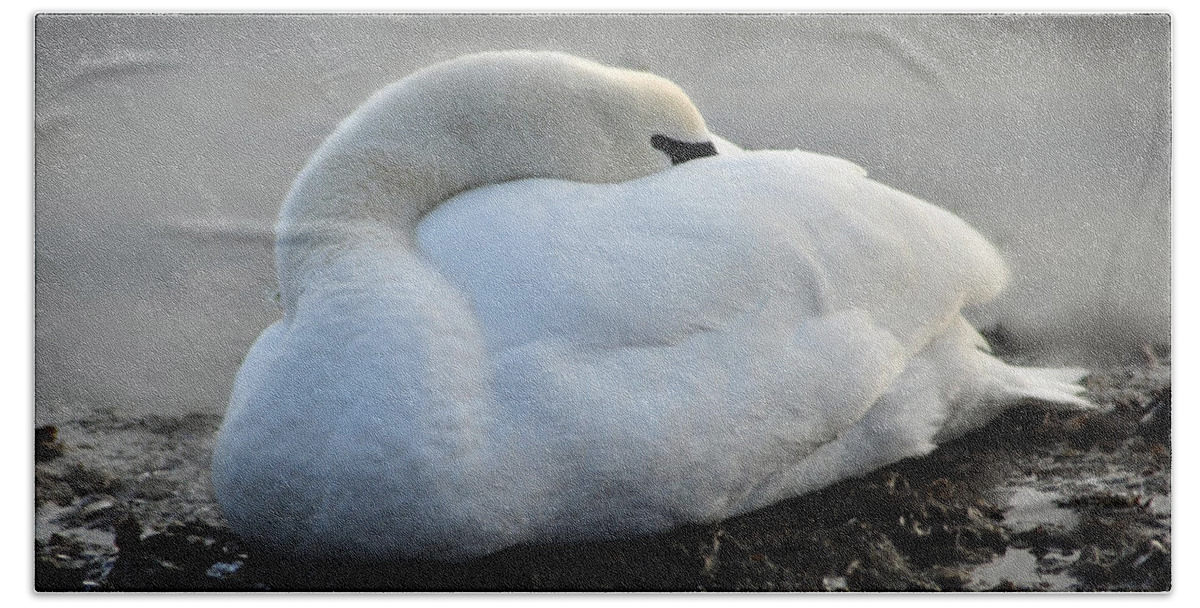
[289, 51, 716, 225]
[276, 51, 716, 303]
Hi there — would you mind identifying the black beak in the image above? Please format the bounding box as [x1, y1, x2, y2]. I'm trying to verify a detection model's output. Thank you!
[651, 134, 718, 165]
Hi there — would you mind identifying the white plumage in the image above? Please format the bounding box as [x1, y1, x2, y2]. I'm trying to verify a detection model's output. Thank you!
[212, 50, 1092, 562]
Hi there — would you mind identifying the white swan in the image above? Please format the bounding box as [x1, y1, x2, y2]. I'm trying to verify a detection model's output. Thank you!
[211, 50, 1093, 562]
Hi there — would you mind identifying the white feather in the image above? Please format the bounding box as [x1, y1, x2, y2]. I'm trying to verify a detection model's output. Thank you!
[212, 50, 1093, 562]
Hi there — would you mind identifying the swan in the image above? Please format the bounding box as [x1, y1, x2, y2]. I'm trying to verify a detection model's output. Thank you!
[211, 50, 1093, 562]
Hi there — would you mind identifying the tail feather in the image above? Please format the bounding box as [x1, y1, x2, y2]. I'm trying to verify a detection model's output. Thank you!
[990, 364, 1095, 411]
[934, 357, 1097, 445]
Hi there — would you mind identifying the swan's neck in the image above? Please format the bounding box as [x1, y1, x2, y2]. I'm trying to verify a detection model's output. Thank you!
[274, 138, 454, 310]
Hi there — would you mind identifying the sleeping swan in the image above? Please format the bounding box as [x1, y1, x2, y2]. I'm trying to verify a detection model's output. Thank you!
[211, 50, 1093, 562]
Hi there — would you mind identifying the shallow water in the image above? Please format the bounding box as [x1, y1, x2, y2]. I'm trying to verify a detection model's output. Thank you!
[969, 547, 1080, 591]
[966, 486, 1082, 591]
[998, 486, 1078, 534]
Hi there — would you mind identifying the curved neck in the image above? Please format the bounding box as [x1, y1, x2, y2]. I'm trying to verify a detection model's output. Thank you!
[274, 133, 448, 311]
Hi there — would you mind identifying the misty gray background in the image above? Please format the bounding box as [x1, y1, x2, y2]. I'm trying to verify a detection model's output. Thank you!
[34, 14, 1170, 423]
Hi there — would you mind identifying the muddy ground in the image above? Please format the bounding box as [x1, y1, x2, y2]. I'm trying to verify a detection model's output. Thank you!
[34, 349, 1170, 592]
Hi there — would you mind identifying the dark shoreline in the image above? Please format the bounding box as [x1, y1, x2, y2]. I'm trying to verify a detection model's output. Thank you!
[35, 357, 1170, 592]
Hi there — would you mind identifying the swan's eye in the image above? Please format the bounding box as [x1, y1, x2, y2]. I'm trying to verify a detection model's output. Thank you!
[651, 134, 718, 165]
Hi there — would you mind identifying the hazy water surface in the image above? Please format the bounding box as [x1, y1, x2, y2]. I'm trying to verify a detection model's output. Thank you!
[34, 14, 1170, 420]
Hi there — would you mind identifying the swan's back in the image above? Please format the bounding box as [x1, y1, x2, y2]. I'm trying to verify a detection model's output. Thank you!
[419, 150, 1008, 355]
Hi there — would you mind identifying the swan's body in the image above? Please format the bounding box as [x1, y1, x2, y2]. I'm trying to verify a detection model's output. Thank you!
[212, 51, 1091, 562]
